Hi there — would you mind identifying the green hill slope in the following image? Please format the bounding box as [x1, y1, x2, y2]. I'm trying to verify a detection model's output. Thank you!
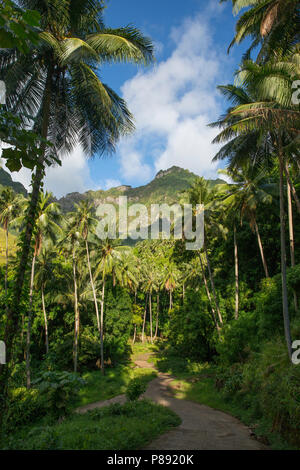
[0, 168, 27, 196]
[58, 166, 224, 212]
[0, 228, 17, 264]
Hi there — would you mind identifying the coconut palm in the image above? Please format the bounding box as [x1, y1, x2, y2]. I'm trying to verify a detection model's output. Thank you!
[59, 216, 81, 372]
[212, 58, 300, 359]
[141, 261, 160, 344]
[34, 248, 56, 354]
[218, 163, 274, 278]
[72, 200, 103, 361]
[22, 192, 62, 387]
[222, 0, 299, 60]
[161, 261, 180, 312]
[94, 239, 126, 374]
[0, 188, 24, 306]
[185, 177, 225, 327]
[0, 0, 154, 396]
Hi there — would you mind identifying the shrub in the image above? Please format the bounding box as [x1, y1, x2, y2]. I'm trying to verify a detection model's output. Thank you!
[125, 377, 147, 402]
[4, 387, 47, 432]
[32, 371, 85, 419]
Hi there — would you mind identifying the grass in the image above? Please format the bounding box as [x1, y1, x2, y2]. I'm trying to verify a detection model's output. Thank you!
[151, 344, 297, 450]
[76, 364, 157, 407]
[0, 228, 17, 264]
[3, 400, 181, 450]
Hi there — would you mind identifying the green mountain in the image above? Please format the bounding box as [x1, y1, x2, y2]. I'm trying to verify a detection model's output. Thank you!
[0, 167, 27, 196]
[57, 166, 224, 212]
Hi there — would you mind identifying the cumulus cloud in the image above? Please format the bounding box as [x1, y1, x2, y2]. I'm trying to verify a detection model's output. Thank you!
[118, 5, 228, 183]
[4, 145, 93, 198]
[104, 179, 122, 190]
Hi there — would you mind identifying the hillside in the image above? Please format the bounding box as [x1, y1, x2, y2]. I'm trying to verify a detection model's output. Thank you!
[57, 166, 224, 212]
[0, 227, 17, 264]
[0, 168, 27, 196]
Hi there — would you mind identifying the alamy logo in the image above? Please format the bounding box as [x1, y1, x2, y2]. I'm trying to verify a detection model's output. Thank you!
[292, 80, 300, 105]
[96, 197, 204, 251]
[292, 340, 300, 365]
[0, 80, 6, 105]
[0, 341, 5, 364]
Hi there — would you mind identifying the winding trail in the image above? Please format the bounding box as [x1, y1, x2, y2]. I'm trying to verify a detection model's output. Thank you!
[78, 353, 267, 450]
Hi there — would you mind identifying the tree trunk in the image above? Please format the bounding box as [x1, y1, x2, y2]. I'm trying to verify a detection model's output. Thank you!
[198, 253, 220, 334]
[204, 246, 223, 325]
[286, 164, 298, 311]
[73, 246, 80, 373]
[85, 239, 101, 348]
[283, 162, 300, 214]
[133, 324, 137, 344]
[149, 292, 153, 344]
[5, 224, 8, 312]
[154, 293, 159, 340]
[141, 293, 148, 343]
[182, 283, 185, 302]
[234, 224, 239, 320]
[253, 217, 269, 278]
[26, 254, 36, 389]
[41, 285, 49, 354]
[279, 148, 292, 360]
[100, 274, 106, 375]
[169, 289, 173, 310]
[0, 64, 53, 416]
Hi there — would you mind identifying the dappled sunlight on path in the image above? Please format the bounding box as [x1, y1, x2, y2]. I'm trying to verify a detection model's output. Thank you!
[77, 352, 267, 450]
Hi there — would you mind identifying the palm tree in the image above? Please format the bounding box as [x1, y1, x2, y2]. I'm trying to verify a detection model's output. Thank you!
[212, 58, 300, 359]
[59, 217, 81, 372]
[34, 248, 55, 354]
[219, 163, 274, 278]
[286, 163, 298, 311]
[94, 239, 125, 374]
[0, 188, 24, 307]
[185, 177, 225, 327]
[182, 257, 220, 332]
[72, 200, 103, 360]
[222, 0, 299, 60]
[22, 191, 62, 388]
[0, 0, 154, 397]
[161, 261, 180, 311]
[141, 260, 160, 343]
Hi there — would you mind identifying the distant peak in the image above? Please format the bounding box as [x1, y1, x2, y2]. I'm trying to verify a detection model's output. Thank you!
[155, 166, 183, 179]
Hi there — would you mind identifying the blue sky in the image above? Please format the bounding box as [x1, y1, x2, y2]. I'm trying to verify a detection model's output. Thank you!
[9, 0, 249, 197]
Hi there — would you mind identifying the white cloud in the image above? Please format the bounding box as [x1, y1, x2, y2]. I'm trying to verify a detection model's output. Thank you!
[118, 5, 228, 184]
[3, 145, 92, 198]
[104, 179, 122, 190]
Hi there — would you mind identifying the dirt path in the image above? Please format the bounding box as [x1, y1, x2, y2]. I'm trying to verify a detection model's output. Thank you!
[78, 353, 267, 450]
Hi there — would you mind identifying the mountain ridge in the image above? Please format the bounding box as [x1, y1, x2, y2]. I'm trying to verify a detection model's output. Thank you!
[57, 166, 224, 212]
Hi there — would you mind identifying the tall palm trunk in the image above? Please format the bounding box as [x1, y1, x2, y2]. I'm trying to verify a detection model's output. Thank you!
[4, 223, 8, 312]
[253, 216, 269, 278]
[133, 324, 137, 344]
[0, 65, 53, 414]
[73, 245, 80, 373]
[204, 246, 223, 326]
[279, 148, 292, 360]
[85, 239, 101, 347]
[283, 163, 300, 214]
[198, 253, 220, 334]
[286, 164, 298, 311]
[142, 293, 148, 343]
[169, 289, 173, 310]
[149, 292, 153, 344]
[26, 253, 36, 389]
[154, 293, 159, 340]
[41, 284, 49, 354]
[100, 273, 106, 374]
[234, 224, 239, 320]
